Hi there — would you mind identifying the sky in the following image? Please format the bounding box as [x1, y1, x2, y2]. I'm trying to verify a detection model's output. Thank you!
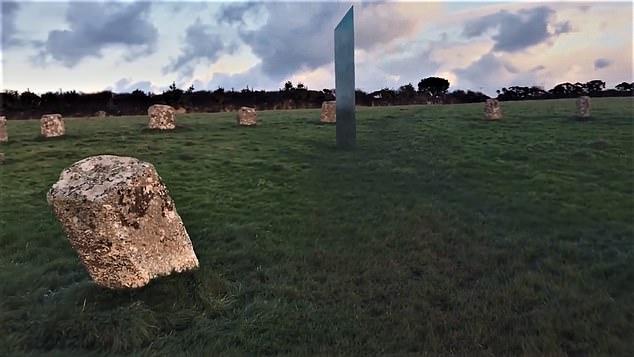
[1, 0, 632, 96]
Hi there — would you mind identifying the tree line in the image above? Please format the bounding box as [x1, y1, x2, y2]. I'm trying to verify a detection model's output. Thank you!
[1, 78, 631, 119]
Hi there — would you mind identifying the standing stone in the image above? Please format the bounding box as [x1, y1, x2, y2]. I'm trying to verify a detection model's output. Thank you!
[334, 6, 356, 149]
[577, 96, 591, 118]
[148, 104, 176, 130]
[94, 110, 107, 118]
[320, 101, 336, 124]
[0, 152, 5, 164]
[175, 107, 187, 114]
[41, 114, 65, 138]
[0, 116, 7, 142]
[236, 107, 257, 126]
[47, 155, 199, 289]
[484, 99, 503, 120]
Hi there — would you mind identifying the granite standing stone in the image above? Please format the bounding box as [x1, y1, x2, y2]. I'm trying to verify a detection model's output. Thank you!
[47, 155, 199, 289]
[335, 6, 356, 149]
[40, 114, 65, 138]
[0, 116, 7, 142]
[237, 107, 257, 126]
[484, 99, 503, 120]
[148, 104, 176, 130]
[320, 101, 336, 124]
[577, 96, 591, 118]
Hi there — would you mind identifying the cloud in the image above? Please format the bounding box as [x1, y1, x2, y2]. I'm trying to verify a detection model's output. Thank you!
[594, 58, 612, 69]
[109, 78, 153, 93]
[455, 52, 518, 93]
[222, 2, 438, 81]
[37, 2, 158, 67]
[2, 1, 21, 48]
[463, 6, 571, 52]
[355, 3, 433, 51]
[204, 64, 281, 91]
[217, 1, 259, 25]
[164, 18, 236, 78]
[234, 3, 346, 79]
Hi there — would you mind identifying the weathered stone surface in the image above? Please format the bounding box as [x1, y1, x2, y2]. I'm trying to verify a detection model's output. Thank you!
[47, 155, 199, 289]
[0, 152, 5, 164]
[41, 114, 65, 137]
[577, 96, 591, 118]
[175, 107, 187, 114]
[237, 107, 257, 126]
[0, 116, 7, 142]
[484, 99, 503, 120]
[148, 104, 176, 130]
[320, 101, 336, 124]
[94, 111, 107, 118]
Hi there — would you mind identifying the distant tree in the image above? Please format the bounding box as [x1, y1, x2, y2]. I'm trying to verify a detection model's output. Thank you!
[322, 88, 335, 101]
[131, 89, 147, 98]
[19, 89, 40, 108]
[548, 82, 584, 98]
[40, 92, 61, 112]
[355, 89, 370, 105]
[497, 86, 549, 101]
[585, 80, 606, 95]
[418, 77, 450, 102]
[449, 90, 489, 103]
[297, 82, 305, 90]
[615, 82, 633, 92]
[398, 83, 416, 100]
[284, 81, 294, 91]
[163, 81, 184, 107]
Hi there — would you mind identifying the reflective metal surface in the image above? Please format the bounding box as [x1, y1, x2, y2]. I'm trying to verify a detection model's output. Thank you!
[335, 6, 356, 149]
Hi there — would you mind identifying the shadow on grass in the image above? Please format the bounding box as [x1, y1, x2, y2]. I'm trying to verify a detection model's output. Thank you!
[303, 119, 336, 126]
[140, 124, 193, 133]
[33, 134, 81, 142]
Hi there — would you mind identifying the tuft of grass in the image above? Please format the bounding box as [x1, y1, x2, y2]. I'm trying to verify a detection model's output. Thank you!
[0, 98, 632, 355]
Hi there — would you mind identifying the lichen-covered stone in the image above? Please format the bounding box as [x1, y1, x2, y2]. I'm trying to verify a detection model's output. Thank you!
[41, 114, 65, 137]
[237, 107, 257, 126]
[577, 96, 591, 118]
[484, 99, 503, 120]
[320, 101, 336, 124]
[148, 104, 176, 130]
[0, 116, 7, 142]
[47, 155, 199, 289]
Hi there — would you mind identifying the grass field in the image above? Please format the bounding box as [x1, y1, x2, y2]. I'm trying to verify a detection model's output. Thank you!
[1, 98, 632, 355]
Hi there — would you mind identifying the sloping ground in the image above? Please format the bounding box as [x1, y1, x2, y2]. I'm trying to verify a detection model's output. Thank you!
[0, 98, 632, 355]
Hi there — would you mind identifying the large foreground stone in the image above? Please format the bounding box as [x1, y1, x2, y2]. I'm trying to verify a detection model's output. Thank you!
[148, 104, 176, 130]
[320, 101, 336, 124]
[484, 99, 503, 120]
[237, 107, 257, 126]
[0, 116, 7, 142]
[47, 155, 199, 289]
[577, 96, 591, 118]
[41, 114, 65, 137]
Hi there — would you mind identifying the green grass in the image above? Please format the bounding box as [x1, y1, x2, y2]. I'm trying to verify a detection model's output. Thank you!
[1, 98, 632, 355]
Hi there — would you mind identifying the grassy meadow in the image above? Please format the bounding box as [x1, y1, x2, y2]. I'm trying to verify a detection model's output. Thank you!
[0, 97, 632, 355]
